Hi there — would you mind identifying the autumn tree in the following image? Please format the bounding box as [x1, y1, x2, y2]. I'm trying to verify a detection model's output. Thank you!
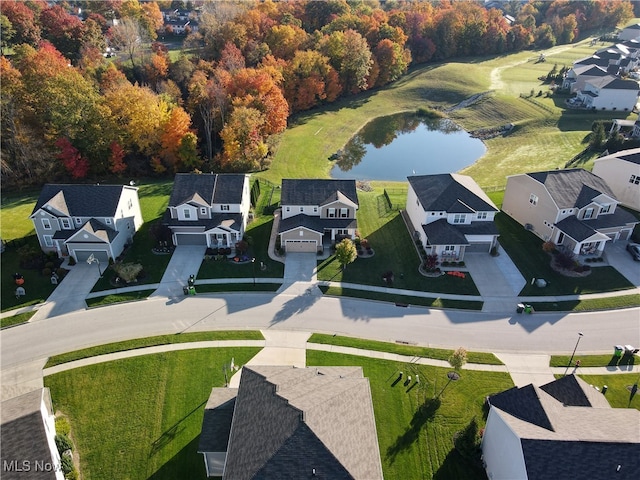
[108, 141, 127, 174]
[158, 106, 199, 172]
[335, 238, 357, 270]
[39, 4, 86, 61]
[373, 39, 410, 87]
[320, 29, 372, 95]
[108, 17, 148, 69]
[56, 137, 89, 179]
[1, 0, 42, 48]
[283, 49, 341, 112]
[220, 105, 268, 172]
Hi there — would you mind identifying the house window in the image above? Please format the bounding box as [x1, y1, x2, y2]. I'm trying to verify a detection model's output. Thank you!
[75, 217, 82, 224]
[340, 208, 348, 218]
[557, 232, 565, 245]
[630, 175, 640, 184]
[337, 229, 349, 235]
[584, 208, 594, 219]
[476, 212, 488, 220]
[300, 206, 304, 212]
[42, 218, 51, 229]
[183, 209, 191, 219]
[286, 207, 290, 212]
[444, 245, 455, 251]
[200, 207, 207, 215]
[529, 194, 538, 205]
[61, 218, 72, 229]
[328, 208, 336, 218]
[453, 214, 466, 224]
[600, 204, 611, 214]
[43, 235, 53, 247]
[221, 205, 230, 211]
[128, 199, 133, 209]
[105, 218, 112, 225]
[313, 206, 318, 213]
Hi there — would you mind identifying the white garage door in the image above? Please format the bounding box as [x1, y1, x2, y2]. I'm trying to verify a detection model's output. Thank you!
[286, 240, 317, 252]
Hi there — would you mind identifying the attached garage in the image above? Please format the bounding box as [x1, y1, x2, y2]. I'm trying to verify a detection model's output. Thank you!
[73, 250, 109, 263]
[465, 242, 492, 253]
[285, 240, 317, 253]
[175, 233, 207, 245]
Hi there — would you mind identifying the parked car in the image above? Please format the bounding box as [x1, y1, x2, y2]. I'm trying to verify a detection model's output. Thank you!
[626, 243, 640, 261]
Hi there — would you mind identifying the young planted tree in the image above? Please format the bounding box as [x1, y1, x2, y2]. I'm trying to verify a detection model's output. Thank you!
[449, 347, 468, 371]
[335, 238, 357, 271]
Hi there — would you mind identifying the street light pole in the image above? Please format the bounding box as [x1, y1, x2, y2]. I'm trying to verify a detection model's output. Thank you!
[565, 332, 584, 375]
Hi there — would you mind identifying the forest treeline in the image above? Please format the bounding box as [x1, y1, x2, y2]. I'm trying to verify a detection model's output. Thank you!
[1, 0, 635, 187]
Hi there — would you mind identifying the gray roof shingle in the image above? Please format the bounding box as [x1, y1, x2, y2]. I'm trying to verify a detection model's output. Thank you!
[168, 173, 246, 207]
[488, 376, 640, 480]
[32, 184, 134, 218]
[278, 214, 357, 234]
[407, 174, 498, 213]
[1, 389, 58, 480]
[527, 169, 616, 208]
[280, 180, 358, 206]
[212, 366, 383, 480]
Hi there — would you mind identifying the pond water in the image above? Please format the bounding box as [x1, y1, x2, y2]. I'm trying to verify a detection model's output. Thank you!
[330, 113, 486, 181]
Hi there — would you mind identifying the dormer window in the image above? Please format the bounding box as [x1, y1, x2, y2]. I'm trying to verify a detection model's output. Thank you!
[328, 208, 336, 218]
[476, 212, 488, 220]
[584, 208, 594, 219]
[183, 209, 191, 219]
[221, 205, 230, 211]
[600, 204, 611, 214]
[340, 208, 348, 218]
[453, 214, 466, 224]
[75, 217, 82, 224]
[61, 218, 72, 229]
[200, 207, 207, 215]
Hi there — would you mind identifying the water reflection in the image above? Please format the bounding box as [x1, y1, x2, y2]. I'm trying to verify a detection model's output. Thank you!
[330, 112, 485, 181]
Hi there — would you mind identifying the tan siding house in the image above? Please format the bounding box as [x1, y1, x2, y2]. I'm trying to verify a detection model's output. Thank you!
[503, 169, 638, 257]
[592, 148, 640, 211]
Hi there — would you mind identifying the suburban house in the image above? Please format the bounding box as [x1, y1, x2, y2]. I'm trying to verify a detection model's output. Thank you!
[1, 388, 64, 480]
[278, 179, 359, 253]
[164, 173, 250, 248]
[405, 174, 500, 261]
[30, 184, 143, 263]
[502, 168, 638, 257]
[592, 148, 640, 211]
[618, 23, 640, 41]
[481, 375, 640, 480]
[161, 8, 198, 35]
[198, 365, 383, 479]
[571, 75, 639, 111]
[562, 64, 609, 93]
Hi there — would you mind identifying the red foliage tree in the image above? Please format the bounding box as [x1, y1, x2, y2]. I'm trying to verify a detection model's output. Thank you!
[108, 141, 127, 174]
[56, 137, 89, 179]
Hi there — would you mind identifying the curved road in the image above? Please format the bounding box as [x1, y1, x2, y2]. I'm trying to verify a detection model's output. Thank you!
[2, 291, 639, 371]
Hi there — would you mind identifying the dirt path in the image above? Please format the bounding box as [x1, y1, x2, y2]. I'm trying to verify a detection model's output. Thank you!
[489, 44, 578, 91]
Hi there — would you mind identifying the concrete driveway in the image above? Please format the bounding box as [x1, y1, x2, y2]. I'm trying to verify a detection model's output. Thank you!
[29, 263, 101, 321]
[150, 246, 206, 298]
[604, 241, 640, 286]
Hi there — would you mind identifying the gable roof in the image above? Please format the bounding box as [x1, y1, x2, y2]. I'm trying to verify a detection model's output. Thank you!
[586, 75, 639, 90]
[168, 173, 247, 207]
[526, 169, 616, 208]
[281, 179, 359, 207]
[594, 147, 640, 166]
[408, 174, 498, 213]
[488, 375, 640, 480]
[1, 389, 58, 480]
[571, 64, 609, 77]
[215, 366, 383, 480]
[31, 184, 134, 218]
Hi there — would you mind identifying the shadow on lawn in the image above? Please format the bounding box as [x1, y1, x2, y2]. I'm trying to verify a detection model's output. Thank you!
[150, 399, 207, 456]
[386, 397, 441, 464]
[147, 436, 206, 480]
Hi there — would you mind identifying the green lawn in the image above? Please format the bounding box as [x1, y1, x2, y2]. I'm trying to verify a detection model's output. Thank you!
[529, 295, 640, 312]
[194, 283, 281, 293]
[307, 351, 514, 480]
[495, 212, 635, 296]
[317, 188, 480, 295]
[308, 334, 503, 365]
[0, 310, 36, 329]
[45, 348, 513, 480]
[85, 289, 156, 308]
[45, 348, 261, 480]
[320, 285, 483, 310]
[575, 374, 640, 410]
[44, 331, 264, 368]
[550, 353, 637, 369]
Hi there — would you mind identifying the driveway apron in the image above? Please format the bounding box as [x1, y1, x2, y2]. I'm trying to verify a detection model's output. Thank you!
[604, 241, 640, 286]
[150, 246, 207, 298]
[29, 263, 100, 321]
[464, 251, 526, 313]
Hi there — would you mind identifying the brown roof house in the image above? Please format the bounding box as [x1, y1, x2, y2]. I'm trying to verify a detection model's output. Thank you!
[198, 365, 383, 479]
[481, 375, 640, 480]
[1, 388, 64, 480]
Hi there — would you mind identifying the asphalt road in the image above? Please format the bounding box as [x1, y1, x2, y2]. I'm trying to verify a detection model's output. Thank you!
[2, 291, 639, 370]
